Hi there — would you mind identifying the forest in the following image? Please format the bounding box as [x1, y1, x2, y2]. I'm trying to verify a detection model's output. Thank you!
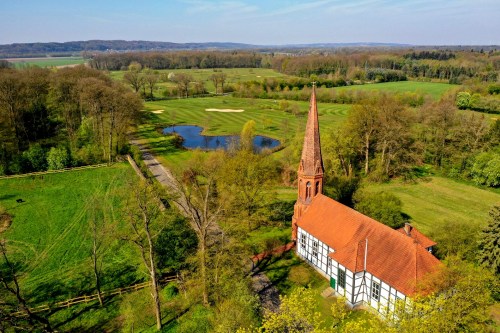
[0, 47, 499, 332]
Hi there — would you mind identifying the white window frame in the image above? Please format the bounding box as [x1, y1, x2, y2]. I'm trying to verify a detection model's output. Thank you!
[312, 241, 318, 258]
[300, 233, 306, 250]
[371, 281, 380, 301]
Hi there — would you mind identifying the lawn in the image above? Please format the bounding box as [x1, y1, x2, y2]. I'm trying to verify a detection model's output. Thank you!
[366, 176, 500, 234]
[8, 56, 85, 68]
[332, 81, 456, 100]
[0, 163, 140, 299]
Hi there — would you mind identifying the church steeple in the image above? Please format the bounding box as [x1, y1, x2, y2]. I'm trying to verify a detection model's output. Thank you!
[292, 84, 324, 241]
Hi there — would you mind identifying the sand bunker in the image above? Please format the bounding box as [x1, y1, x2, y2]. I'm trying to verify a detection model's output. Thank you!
[205, 108, 244, 113]
[151, 110, 164, 114]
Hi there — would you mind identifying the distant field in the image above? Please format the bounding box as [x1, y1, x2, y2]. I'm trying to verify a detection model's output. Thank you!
[7, 56, 85, 68]
[0, 163, 139, 299]
[110, 67, 298, 95]
[332, 81, 456, 100]
[367, 177, 500, 234]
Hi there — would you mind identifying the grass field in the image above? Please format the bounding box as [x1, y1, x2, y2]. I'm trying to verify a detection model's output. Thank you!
[138, 96, 351, 167]
[366, 177, 500, 234]
[8, 56, 85, 68]
[332, 81, 456, 100]
[0, 163, 139, 298]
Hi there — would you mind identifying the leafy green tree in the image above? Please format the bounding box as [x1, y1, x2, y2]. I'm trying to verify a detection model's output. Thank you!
[455, 91, 471, 109]
[354, 191, 406, 228]
[471, 150, 500, 187]
[240, 120, 256, 151]
[391, 257, 495, 333]
[430, 219, 479, 261]
[259, 287, 325, 333]
[478, 205, 500, 274]
[47, 147, 69, 170]
[155, 216, 197, 272]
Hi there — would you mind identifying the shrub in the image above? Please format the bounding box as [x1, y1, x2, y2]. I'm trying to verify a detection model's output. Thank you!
[47, 147, 69, 170]
[22, 144, 47, 171]
[471, 151, 500, 187]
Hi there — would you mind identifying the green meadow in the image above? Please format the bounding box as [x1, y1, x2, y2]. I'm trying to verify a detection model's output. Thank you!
[332, 81, 456, 100]
[367, 177, 500, 234]
[9, 56, 85, 68]
[0, 163, 139, 298]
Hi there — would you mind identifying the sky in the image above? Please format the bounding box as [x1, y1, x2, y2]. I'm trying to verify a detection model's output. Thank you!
[1, 0, 499, 45]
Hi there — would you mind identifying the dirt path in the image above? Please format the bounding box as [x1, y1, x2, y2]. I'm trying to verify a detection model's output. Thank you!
[251, 268, 281, 313]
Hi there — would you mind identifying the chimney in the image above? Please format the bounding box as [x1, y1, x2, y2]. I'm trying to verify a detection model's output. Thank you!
[404, 223, 412, 236]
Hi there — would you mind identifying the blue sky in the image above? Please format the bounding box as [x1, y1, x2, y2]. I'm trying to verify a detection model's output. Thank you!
[1, 0, 499, 45]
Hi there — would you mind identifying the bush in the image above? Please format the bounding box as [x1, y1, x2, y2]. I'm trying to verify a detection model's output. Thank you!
[471, 151, 500, 187]
[22, 144, 47, 171]
[354, 191, 406, 228]
[47, 147, 69, 170]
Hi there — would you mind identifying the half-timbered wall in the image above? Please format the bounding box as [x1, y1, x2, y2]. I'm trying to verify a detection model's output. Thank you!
[296, 227, 407, 314]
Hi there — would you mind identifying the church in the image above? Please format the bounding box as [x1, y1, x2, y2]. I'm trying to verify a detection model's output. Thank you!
[292, 86, 441, 314]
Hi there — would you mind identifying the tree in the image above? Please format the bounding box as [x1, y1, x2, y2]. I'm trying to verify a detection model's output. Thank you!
[240, 120, 256, 152]
[219, 150, 277, 226]
[210, 72, 227, 94]
[390, 257, 495, 333]
[172, 73, 193, 98]
[0, 240, 53, 332]
[477, 205, 500, 274]
[471, 151, 500, 187]
[123, 62, 144, 93]
[346, 98, 379, 175]
[143, 69, 159, 99]
[258, 287, 325, 333]
[354, 191, 406, 228]
[174, 151, 225, 305]
[125, 182, 167, 330]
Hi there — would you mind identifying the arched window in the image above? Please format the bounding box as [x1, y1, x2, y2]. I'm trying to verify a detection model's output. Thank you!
[315, 181, 320, 196]
[306, 182, 311, 199]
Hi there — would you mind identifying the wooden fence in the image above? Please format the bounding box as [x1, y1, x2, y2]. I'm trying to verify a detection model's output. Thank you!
[0, 163, 110, 180]
[11, 276, 177, 317]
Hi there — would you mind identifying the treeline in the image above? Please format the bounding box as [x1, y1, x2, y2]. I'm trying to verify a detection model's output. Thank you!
[0, 66, 142, 175]
[317, 95, 500, 192]
[271, 51, 499, 83]
[404, 50, 456, 60]
[90, 49, 499, 84]
[89, 51, 265, 71]
[233, 81, 426, 107]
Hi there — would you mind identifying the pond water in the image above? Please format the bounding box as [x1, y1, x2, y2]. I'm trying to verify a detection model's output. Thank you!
[163, 125, 280, 151]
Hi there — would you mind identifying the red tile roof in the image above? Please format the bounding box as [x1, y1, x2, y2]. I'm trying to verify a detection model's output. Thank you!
[396, 226, 437, 249]
[297, 194, 441, 296]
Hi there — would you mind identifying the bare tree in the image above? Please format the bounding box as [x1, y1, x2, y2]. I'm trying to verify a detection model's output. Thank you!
[125, 182, 165, 331]
[210, 72, 227, 94]
[0, 240, 53, 332]
[172, 73, 193, 98]
[172, 152, 225, 305]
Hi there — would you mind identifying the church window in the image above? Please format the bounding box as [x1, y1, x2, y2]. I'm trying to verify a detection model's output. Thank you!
[300, 234, 306, 250]
[371, 281, 380, 301]
[338, 268, 346, 289]
[312, 241, 318, 258]
[315, 181, 320, 196]
[306, 182, 311, 199]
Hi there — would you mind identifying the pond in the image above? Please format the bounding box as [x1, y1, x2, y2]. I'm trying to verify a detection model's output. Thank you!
[163, 125, 281, 151]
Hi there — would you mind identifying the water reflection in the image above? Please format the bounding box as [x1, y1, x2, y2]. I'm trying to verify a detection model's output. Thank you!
[163, 125, 280, 151]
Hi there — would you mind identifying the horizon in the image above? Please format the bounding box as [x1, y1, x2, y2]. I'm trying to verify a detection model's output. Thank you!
[1, 0, 499, 45]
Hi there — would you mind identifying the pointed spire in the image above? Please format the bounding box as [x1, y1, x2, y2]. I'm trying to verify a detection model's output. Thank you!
[299, 84, 324, 176]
